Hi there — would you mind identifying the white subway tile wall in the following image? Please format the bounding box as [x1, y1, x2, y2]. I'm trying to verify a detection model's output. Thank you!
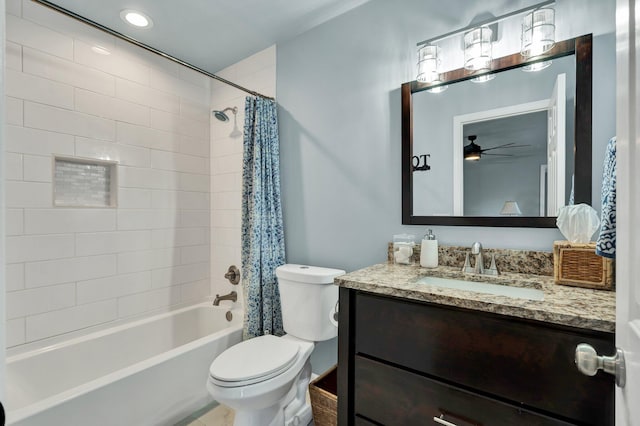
[4, 1, 214, 347]
[209, 46, 277, 302]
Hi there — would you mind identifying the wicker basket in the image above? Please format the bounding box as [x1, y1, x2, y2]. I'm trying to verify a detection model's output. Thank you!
[309, 365, 337, 426]
[553, 241, 614, 290]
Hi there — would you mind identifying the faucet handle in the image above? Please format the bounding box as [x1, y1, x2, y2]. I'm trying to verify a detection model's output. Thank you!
[485, 253, 500, 276]
[224, 265, 240, 285]
[462, 252, 475, 274]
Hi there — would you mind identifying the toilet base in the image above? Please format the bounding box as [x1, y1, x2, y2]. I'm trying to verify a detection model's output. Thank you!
[285, 405, 312, 426]
[233, 404, 311, 426]
[230, 360, 313, 426]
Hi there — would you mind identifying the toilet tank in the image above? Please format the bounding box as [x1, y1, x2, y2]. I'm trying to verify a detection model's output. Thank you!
[276, 264, 345, 342]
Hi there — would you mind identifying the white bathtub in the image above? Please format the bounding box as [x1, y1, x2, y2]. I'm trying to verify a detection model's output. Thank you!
[5, 302, 243, 426]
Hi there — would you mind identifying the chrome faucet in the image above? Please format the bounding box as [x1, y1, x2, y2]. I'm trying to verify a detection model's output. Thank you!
[462, 242, 499, 276]
[213, 291, 237, 306]
[471, 242, 485, 274]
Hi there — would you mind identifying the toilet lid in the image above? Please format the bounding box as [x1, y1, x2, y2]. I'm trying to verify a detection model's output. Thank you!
[209, 335, 300, 383]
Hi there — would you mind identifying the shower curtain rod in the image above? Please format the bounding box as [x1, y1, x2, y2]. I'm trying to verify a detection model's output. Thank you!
[31, 0, 275, 101]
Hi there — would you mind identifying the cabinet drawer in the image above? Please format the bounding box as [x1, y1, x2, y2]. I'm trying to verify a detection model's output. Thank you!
[355, 292, 614, 425]
[355, 356, 572, 426]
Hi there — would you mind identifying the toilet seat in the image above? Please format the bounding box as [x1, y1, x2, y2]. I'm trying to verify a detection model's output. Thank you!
[209, 335, 300, 387]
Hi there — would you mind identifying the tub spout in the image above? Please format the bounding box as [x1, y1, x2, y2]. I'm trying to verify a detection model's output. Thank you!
[213, 291, 237, 306]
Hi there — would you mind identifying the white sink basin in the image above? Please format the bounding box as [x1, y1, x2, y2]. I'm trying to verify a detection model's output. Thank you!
[417, 276, 544, 301]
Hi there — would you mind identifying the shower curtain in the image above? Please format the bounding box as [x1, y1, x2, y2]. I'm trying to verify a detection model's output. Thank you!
[241, 96, 286, 339]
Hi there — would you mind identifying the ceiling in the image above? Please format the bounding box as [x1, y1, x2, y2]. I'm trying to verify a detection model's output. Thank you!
[43, 0, 372, 73]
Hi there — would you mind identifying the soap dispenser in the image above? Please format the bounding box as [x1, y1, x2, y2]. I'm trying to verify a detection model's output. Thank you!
[420, 229, 438, 268]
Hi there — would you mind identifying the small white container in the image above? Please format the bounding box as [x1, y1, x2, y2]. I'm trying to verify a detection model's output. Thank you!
[420, 229, 438, 268]
[393, 234, 415, 265]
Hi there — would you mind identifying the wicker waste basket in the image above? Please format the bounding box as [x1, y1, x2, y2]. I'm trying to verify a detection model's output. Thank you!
[553, 241, 614, 290]
[309, 365, 337, 426]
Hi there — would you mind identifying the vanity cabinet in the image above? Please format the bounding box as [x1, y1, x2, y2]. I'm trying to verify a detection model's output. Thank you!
[338, 288, 615, 426]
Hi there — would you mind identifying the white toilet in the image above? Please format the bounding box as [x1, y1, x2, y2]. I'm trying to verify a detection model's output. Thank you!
[207, 264, 345, 426]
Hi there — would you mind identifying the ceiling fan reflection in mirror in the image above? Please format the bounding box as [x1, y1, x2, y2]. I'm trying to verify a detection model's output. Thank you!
[463, 135, 530, 161]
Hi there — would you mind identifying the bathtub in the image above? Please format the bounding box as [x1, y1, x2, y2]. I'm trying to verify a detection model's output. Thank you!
[5, 302, 243, 426]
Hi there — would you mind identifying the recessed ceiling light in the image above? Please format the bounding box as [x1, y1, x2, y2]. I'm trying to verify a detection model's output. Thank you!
[120, 9, 153, 28]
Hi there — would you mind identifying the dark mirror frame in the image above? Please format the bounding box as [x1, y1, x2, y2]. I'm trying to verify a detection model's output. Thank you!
[402, 34, 592, 227]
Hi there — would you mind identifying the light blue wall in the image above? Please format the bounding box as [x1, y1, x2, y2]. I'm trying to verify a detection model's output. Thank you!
[276, 0, 615, 372]
[277, 0, 615, 270]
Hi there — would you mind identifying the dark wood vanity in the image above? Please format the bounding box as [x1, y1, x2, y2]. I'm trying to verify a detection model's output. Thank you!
[337, 283, 615, 425]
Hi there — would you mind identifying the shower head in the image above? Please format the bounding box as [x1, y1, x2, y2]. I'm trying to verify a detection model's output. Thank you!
[212, 106, 238, 122]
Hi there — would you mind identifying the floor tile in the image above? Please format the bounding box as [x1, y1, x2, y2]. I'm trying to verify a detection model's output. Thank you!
[198, 404, 235, 426]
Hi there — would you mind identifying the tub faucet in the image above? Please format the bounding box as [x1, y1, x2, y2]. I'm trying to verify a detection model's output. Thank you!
[213, 291, 237, 306]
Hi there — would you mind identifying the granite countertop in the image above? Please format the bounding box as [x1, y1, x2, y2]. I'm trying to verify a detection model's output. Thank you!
[335, 263, 616, 333]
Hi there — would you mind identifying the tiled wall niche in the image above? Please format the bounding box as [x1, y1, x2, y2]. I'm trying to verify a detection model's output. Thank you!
[54, 156, 118, 208]
[5, 0, 212, 347]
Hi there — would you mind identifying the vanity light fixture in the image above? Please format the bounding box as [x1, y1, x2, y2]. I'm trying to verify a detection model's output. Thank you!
[417, 44, 441, 83]
[521, 7, 555, 58]
[120, 9, 154, 28]
[500, 201, 523, 216]
[416, 44, 449, 92]
[522, 60, 553, 72]
[426, 81, 449, 93]
[471, 73, 496, 83]
[464, 26, 493, 73]
[414, 1, 556, 83]
[521, 7, 555, 72]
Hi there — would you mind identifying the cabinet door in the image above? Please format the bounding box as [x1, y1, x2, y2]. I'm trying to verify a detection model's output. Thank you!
[355, 292, 614, 425]
[355, 356, 572, 426]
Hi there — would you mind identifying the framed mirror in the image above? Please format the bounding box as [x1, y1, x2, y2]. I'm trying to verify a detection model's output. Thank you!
[402, 34, 592, 227]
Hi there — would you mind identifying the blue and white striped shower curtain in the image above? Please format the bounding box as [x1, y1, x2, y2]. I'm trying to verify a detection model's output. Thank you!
[240, 96, 286, 339]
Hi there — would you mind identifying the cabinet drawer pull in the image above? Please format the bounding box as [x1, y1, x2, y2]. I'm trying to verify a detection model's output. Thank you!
[433, 415, 458, 426]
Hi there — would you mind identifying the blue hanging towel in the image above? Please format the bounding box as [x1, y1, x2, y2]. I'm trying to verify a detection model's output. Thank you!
[596, 137, 616, 258]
